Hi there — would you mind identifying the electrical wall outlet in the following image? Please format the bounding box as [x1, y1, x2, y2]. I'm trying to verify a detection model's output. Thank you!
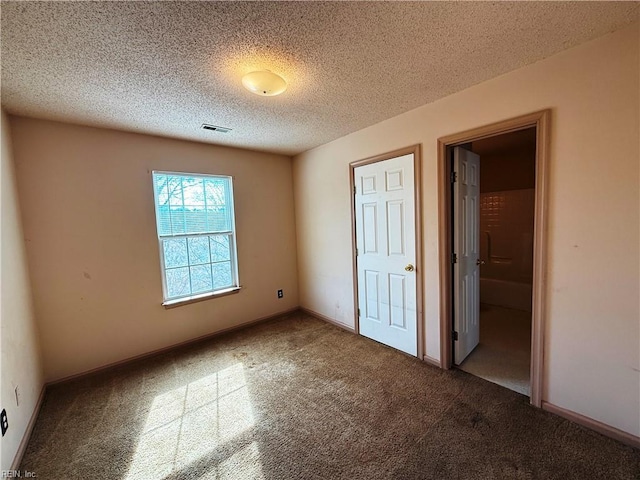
[277, 289, 283, 299]
[1, 408, 8, 436]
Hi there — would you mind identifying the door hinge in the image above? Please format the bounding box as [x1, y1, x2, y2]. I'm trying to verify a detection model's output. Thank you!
[358, 308, 361, 317]
[451, 171, 457, 183]
[353, 185, 357, 195]
[453, 331, 459, 341]
[451, 253, 457, 264]
[355, 247, 359, 256]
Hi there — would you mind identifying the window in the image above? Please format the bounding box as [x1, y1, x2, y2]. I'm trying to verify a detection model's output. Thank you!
[152, 171, 239, 305]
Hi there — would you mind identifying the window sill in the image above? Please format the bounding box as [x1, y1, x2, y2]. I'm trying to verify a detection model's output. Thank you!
[162, 287, 241, 309]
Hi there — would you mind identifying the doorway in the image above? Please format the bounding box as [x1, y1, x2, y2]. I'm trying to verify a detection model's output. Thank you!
[452, 129, 536, 396]
[350, 145, 424, 358]
[437, 110, 550, 407]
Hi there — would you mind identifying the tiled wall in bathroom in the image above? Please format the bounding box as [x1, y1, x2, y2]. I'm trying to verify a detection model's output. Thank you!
[479, 188, 534, 284]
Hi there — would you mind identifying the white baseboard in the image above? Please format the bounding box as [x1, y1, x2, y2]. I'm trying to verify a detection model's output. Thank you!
[542, 401, 640, 450]
[10, 385, 46, 470]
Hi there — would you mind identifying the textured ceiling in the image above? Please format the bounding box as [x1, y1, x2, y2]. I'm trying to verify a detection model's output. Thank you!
[1, 2, 638, 156]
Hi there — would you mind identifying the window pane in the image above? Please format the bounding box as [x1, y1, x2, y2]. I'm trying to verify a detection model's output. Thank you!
[210, 235, 230, 262]
[185, 210, 208, 234]
[169, 206, 186, 234]
[205, 207, 228, 231]
[156, 206, 172, 236]
[163, 238, 188, 268]
[212, 261, 233, 289]
[190, 265, 213, 294]
[205, 178, 226, 206]
[154, 174, 232, 236]
[155, 175, 171, 236]
[155, 174, 169, 206]
[166, 267, 190, 298]
[167, 177, 184, 206]
[188, 237, 210, 265]
[182, 178, 205, 207]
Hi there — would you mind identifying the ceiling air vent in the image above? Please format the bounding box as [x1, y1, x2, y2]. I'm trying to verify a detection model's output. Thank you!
[201, 124, 232, 133]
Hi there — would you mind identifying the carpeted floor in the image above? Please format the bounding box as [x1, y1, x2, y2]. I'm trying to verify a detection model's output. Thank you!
[458, 304, 531, 396]
[20, 311, 639, 479]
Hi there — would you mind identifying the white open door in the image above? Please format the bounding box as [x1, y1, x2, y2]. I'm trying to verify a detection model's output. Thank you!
[354, 153, 417, 356]
[453, 146, 480, 364]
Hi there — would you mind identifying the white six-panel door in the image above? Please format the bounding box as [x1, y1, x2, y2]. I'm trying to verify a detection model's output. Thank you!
[354, 154, 417, 356]
[453, 147, 481, 364]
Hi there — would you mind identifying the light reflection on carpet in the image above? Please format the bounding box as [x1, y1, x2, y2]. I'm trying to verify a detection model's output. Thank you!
[124, 363, 264, 480]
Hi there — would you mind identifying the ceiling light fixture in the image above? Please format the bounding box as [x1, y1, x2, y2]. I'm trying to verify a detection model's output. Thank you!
[242, 70, 287, 96]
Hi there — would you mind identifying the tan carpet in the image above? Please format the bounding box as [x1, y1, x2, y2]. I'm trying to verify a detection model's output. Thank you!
[457, 304, 531, 396]
[20, 311, 639, 479]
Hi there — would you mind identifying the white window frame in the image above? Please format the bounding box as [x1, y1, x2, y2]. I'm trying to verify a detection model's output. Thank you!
[152, 171, 240, 307]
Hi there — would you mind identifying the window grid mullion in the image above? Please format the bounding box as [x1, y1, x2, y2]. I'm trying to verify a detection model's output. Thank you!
[158, 231, 233, 240]
[228, 232, 236, 286]
[185, 236, 193, 295]
[214, 237, 215, 290]
[209, 235, 220, 289]
[203, 178, 209, 232]
[210, 259, 230, 265]
[228, 182, 232, 227]
[164, 176, 173, 236]
[160, 238, 169, 299]
[180, 177, 187, 234]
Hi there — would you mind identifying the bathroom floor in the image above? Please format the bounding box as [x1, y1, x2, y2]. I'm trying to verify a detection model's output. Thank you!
[458, 304, 532, 396]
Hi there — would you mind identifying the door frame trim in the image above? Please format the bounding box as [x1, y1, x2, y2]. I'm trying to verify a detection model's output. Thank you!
[350, 144, 424, 359]
[437, 110, 551, 407]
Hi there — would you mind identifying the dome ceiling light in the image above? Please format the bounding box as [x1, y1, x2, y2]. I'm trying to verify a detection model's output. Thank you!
[241, 70, 287, 96]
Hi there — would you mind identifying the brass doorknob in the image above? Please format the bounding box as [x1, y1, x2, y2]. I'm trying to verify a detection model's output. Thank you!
[405, 264, 415, 272]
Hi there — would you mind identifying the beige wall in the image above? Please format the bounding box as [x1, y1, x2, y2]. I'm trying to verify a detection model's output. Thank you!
[1, 110, 43, 469]
[293, 23, 640, 436]
[11, 118, 299, 382]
